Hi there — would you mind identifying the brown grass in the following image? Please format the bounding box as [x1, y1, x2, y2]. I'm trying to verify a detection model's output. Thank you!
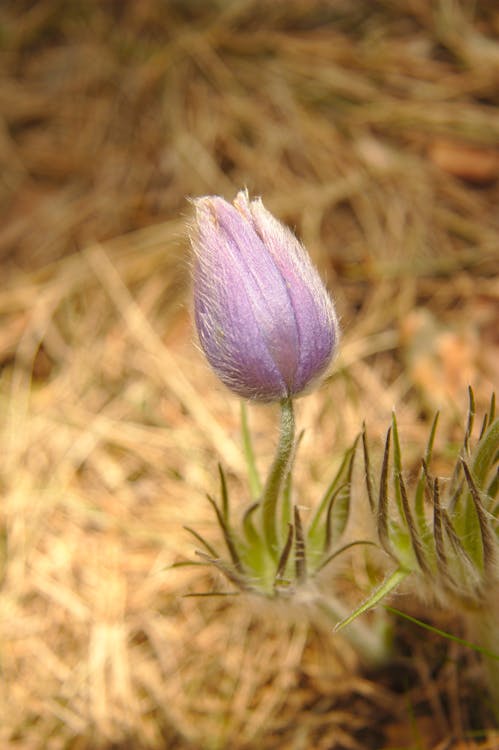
[0, 1, 498, 748]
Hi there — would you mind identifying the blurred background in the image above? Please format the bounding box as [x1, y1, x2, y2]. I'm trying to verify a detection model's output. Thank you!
[0, 1, 498, 748]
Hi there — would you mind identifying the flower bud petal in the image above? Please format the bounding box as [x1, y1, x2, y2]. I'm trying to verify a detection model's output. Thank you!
[191, 191, 339, 402]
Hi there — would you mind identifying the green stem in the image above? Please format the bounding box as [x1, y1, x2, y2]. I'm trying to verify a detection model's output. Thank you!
[261, 398, 295, 557]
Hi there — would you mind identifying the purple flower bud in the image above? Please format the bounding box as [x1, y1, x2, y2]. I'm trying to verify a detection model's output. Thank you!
[191, 190, 339, 402]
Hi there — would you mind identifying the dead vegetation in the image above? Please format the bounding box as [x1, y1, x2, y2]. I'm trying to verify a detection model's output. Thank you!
[0, 1, 498, 748]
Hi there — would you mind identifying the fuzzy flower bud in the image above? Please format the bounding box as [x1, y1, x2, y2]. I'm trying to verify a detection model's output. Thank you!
[191, 190, 339, 402]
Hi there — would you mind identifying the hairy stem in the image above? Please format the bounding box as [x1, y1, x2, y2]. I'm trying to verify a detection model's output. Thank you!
[261, 398, 295, 557]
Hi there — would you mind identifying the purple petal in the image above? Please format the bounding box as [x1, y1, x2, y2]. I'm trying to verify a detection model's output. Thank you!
[191, 192, 339, 401]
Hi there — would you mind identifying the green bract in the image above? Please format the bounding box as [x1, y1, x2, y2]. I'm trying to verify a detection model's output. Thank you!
[183, 401, 366, 599]
[350, 389, 499, 616]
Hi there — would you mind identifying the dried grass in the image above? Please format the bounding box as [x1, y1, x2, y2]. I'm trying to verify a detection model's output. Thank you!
[0, 0, 498, 748]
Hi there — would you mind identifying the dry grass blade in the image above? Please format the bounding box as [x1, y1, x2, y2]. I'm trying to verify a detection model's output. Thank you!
[85, 244, 244, 473]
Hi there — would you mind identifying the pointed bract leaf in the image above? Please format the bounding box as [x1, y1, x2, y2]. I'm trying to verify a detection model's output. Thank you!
[377, 427, 393, 557]
[195, 551, 253, 591]
[323, 482, 351, 554]
[242, 502, 261, 547]
[432, 477, 450, 576]
[334, 568, 409, 632]
[274, 523, 294, 591]
[218, 464, 230, 522]
[294, 506, 307, 583]
[441, 508, 475, 569]
[391, 413, 404, 519]
[472, 418, 499, 489]
[461, 460, 496, 574]
[206, 494, 244, 572]
[362, 423, 375, 512]
[397, 470, 431, 575]
[184, 526, 220, 558]
[414, 412, 439, 539]
[487, 467, 499, 505]
[464, 385, 476, 455]
[489, 392, 496, 423]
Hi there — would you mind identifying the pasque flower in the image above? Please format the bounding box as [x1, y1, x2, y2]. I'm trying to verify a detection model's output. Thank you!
[191, 190, 339, 401]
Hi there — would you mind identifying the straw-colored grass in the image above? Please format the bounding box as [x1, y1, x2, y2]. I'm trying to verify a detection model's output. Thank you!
[0, 1, 498, 747]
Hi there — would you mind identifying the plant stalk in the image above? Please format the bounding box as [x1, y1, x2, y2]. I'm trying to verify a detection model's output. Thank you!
[261, 398, 295, 557]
